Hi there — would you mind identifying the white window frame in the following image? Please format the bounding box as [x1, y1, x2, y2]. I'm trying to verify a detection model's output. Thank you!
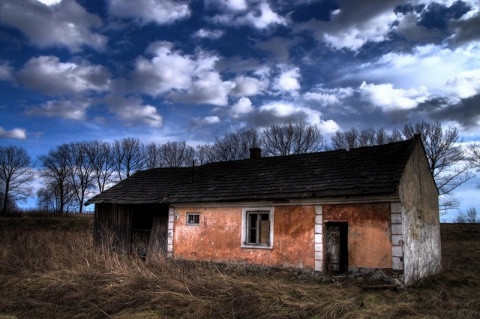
[241, 207, 274, 249]
[186, 213, 200, 226]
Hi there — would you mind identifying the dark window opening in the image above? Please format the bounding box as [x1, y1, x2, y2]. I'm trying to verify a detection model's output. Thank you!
[246, 211, 270, 246]
[187, 213, 200, 225]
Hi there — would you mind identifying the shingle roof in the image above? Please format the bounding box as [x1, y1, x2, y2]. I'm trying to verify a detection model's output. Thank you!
[86, 137, 419, 205]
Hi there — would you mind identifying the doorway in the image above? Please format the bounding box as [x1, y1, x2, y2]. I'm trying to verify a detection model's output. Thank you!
[325, 222, 348, 274]
[130, 210, 154, 258]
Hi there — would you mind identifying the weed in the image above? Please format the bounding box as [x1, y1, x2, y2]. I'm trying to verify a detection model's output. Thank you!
[0, 221, 479, 318]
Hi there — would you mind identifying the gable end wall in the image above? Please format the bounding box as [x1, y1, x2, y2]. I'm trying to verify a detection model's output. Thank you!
[399, 140, 441, 285]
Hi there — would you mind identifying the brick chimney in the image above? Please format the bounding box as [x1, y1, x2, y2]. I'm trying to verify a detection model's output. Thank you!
[249, 147, 262, 159]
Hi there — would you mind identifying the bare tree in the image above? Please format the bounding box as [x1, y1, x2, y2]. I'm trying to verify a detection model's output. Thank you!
[145, 142, 161, 169]
[403, 121, 473, 210]
[211, 133, 246, 161]
[470, 142, 480, 189]
[375, 128, 389, 145]
[331, 128, 360, 150]
[158, 141, 195, 167]
[37, 185, 56, 213]
[90, 140, 115, 193]
[36, 182, 75, 213]
[331, 131, 348, 150]
[195, 144, 211, 165]
[197, 128, 261, 163]
[454, 207, 479, 223]
[466, 207, 478, 223]
[197, 136, 239, 163]
[68, 142, 97, 214]
[38, 144, 76, 215]
[262, 123, 326, 156]
[332, 127, 406, 150]
[0, 146, 34, 214]
[113, 138, 145, 181]
[388, 129, 403, 143]
[240, 128, 262, 152]
[330, 121, 472, 213]
[358, 128, 376, 147]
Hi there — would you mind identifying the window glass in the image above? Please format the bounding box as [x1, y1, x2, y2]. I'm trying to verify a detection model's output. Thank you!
[246, 211, 270, 245]
[186, 213, 200, 225]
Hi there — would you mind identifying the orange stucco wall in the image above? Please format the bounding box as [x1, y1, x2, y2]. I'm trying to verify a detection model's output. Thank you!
[323, 203, 392, 269]
[173, 206, 316, 269]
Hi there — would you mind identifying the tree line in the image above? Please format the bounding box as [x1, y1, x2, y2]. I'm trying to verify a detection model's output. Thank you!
[1, 121, 479, 216]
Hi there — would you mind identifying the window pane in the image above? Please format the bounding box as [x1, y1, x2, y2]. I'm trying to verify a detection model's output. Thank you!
[187, 213, 200, 225]
[248, 213, 257, 243]
[260, 213, 270, 245]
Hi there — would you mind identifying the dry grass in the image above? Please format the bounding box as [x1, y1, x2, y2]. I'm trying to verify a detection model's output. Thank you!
[0, 218, 479, 319]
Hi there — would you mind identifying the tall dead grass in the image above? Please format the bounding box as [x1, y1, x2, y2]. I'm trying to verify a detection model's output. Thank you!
[0, 219, 479, 319]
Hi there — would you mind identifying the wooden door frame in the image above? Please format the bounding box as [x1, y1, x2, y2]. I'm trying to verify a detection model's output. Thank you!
[325, 221, 349, 274]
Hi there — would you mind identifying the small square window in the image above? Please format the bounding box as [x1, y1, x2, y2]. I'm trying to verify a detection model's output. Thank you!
[186, 213, 200, 225]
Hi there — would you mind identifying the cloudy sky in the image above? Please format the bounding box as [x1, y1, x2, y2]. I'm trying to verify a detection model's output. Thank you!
[1, 0, 479, 218]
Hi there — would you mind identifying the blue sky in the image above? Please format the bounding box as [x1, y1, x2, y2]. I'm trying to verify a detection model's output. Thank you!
[1, 0, 480, 219]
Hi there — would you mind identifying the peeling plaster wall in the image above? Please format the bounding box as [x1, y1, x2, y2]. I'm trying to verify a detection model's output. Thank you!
[323, 203, 392, 270]
[399, 141, 441, 285]
[172, 206, 315, 269]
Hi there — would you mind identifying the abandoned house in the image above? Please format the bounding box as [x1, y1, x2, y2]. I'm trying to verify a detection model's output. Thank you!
[85, 135, 441, 285]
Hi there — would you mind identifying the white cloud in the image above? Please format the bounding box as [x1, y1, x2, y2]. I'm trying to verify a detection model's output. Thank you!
[304, 87, 355, 106]
[25, 99, 90, 120]
[232, 76, 265, 96]
[212, 1, 286, 29]
[324, 12, 397, 50]
[0, 63, 13, 81]
[259, 103, 312, 124]
[303, 87, 355, 115]
[194, 28, 225, 40]
[170, 71, 234, 106]
[132, 42, 194, 95]
[108, 0, 190, 25]
[418, 0, 478, 7]
[318, 119, 341, 134]
[352, 44, 480, 101]
[105, 95, 163, 128]
[259, 102, 300, 117]
[244, 1, 286, 29]
[17, 56, 110, 95]
[299, 1, 402, 51]
[274, 67, 301, 94]
[445, 69, 480, 99]
[212, 0, 248, 11]
[194, 116, 221, 126]
[132, 42, 234, 106]
[0, 127, 27, 139]
[359, 82, 429, 111]
[256, 102, 340, 132]
[231, 97, 254, 116]
[36, 0, 61, 5]
[0, 0, 106, 51]
[304, 92, 340, 106]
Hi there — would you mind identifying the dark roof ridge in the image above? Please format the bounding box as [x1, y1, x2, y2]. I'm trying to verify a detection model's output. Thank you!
[343, 136, 417, 152]
[139, 166, 191, 173]
[196, 137, 417, 168]
[86, 136, 420, 205]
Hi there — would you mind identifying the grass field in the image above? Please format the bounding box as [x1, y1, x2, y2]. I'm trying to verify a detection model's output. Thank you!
[0, 217, 479, 319]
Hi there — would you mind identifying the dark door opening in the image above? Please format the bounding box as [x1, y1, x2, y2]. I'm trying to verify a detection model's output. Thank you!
[325, 222, 348, 274]
[130, 210, 154, 259]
